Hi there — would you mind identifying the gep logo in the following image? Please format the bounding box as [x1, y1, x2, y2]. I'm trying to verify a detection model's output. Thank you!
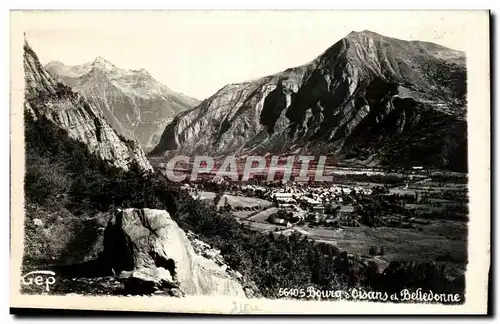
[21, 270, 56, 292]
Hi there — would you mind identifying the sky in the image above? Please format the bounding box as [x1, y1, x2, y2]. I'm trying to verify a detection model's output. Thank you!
[19, 10, 478, 100]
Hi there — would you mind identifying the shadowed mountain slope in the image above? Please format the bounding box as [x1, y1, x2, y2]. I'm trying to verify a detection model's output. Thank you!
[151, 31, 467, 171]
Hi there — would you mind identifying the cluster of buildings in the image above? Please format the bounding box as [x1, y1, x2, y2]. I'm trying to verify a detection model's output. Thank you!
[238, 184, 373, 227]
[238, 183, 374, 227]
[260, 184, 373, 208]
[180, 181, 374, 228]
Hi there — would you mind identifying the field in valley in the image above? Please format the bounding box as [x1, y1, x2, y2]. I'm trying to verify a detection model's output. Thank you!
[179, 166, 468, 277]
[216, 194, 273, 209]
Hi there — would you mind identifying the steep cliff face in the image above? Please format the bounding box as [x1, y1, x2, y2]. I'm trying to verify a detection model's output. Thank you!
[151, 31, 467, 171]
[24, 41, 153, 172]
[45, 58, 199, 152]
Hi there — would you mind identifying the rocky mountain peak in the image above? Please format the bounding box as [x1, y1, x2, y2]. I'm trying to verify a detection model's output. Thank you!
[151, 31, 467, 171]
[46, 57, 200, 151]
[347, 30, 384, 38]
[340, 30, 403, 51]
[91, 56, 116, 70]
[24, 40, 153, 172]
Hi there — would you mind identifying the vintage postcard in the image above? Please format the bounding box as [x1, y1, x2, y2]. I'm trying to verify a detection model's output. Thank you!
[10, 10, 490, 314]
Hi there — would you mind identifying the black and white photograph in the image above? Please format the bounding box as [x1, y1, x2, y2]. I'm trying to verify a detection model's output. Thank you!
[9, 10, 490, 314]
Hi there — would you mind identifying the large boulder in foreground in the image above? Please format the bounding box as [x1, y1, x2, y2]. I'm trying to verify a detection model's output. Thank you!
[105, 208, 246, 297]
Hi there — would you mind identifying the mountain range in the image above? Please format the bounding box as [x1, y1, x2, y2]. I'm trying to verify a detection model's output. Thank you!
[20, 32, 469, 298]
[24, 40, 153, 172]
[150, 30, 467, 171]
[45, 58, 199, 152]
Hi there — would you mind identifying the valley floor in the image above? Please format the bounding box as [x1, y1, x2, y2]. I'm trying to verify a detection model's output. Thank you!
[186, 169, 468, 278]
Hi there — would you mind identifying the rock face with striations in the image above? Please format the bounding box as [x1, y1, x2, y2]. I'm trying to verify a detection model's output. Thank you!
[45, 58, 199, 152]
[24, 40, 153, 172]
[151, 31, 467, 171]
[105, 208, 246, 297]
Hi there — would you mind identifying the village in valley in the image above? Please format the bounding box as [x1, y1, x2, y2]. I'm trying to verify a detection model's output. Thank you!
[18, 15, 478, 307]
[171, 163, 468, 274]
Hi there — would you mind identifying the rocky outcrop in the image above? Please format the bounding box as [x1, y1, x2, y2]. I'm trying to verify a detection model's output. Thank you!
[24, 40, 153, 172]
[185, 230, 261, 298]
[151, 31, 467, 171]
[105, 208, 246, 297]
[45, 58, 199, 152]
